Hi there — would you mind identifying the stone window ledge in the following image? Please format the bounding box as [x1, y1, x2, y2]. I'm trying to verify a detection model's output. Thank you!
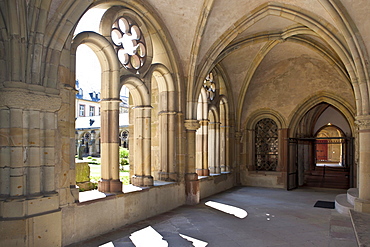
[78, 180, 177, 203]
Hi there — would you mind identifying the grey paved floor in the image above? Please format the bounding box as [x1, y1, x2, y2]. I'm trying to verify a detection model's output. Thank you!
[68, 187, 357, 247]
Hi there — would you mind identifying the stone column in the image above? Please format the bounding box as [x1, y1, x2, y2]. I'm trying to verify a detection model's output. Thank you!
[184, 119, 200, 205]
[215, 121, 221, 174]
[196, 120, 209, 176]
[354, 116, 370, 213]
[208, 121, 221, 174]
[234, 131, 242, 185]
[220, 124, 228, 172]
[132, 106, 153, 187]
[158, 111, 177, 181]
[98, 99, 122, 193]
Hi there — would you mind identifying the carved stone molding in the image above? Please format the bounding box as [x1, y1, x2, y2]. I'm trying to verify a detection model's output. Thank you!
[184, 119, 200, 131]
[355, 115, 370, 130]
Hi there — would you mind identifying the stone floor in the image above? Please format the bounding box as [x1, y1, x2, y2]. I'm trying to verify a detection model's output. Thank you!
[68, 187, 357, 247]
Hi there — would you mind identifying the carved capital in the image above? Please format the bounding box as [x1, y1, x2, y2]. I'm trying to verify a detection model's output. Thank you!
[184, 119, 200, 131]
[355, 115, 370, 130]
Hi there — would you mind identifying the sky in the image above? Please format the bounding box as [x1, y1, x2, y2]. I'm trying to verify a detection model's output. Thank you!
[74, 8, 106, 93]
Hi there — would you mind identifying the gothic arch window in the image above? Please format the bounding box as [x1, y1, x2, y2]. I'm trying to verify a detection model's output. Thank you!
[120, 130, 129, 149]
[255, 118, 278, 171]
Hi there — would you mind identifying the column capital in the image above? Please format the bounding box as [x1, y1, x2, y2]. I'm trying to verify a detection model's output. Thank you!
[132, 105, 153, 110]
[184, 119, 200, 131]
[355, 115, 370, 130]
[199, 119, 209, 125]
[209, 121, 221, 125]
[158, 111, 177, 116]
[235, 131, 242, 139]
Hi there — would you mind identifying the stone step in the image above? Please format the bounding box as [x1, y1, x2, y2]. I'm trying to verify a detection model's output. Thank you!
[335, 193, 353, 215]
[347, 188, 358, 206]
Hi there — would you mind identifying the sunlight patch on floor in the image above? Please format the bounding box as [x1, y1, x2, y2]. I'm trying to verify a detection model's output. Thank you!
[179, 234, 208, 247]
[205, 201, 248, 218]
[99, 242, 114, 247]
[129, 226, 168, 247]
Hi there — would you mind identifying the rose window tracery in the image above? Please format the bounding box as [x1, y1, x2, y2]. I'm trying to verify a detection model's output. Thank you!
[111, 17, 146, 72]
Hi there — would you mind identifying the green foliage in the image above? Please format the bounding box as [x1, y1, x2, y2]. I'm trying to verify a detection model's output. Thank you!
[119, 147, 129, 170]
[120, 158, 129, 166]
[119, 147, 129, 158]
[120, 175, 130, 185]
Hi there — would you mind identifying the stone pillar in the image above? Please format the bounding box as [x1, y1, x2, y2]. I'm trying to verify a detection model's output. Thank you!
[354, 116, 370, 213]
[158, 111, 177, 181]
[184, 119, 200, 205]
[234, 131, 242, 185]
[98, 99, 122, 193]
[196, 120, 209, 176]
[132, 106, 153, 187]
[220, 124, 229, 172]
[208, 121, 221, 174]
[215, 122, 221, 174]
[0, 86, 60, 218]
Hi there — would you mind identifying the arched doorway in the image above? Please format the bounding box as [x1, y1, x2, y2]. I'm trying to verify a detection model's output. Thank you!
[289, 102, 354, 190]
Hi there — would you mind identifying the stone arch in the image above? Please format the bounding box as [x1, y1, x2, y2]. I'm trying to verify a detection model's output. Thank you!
[246, 109, 287, 131]
[288, 92, 356, 138]
[219, 95, 230, 172]
[208, 104, 221, 174]
[72, 31, 120, 99]
[243, 109, 287, 173]
[145, 64, 178, 181]
[72, 31, 121, 192]
[195, 87, 210, 176]
[120, 75, 153, 186]
[287, 93, 356, 190]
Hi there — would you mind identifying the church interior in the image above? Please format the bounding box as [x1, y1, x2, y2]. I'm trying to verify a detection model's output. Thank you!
[1, 0, 370, 246]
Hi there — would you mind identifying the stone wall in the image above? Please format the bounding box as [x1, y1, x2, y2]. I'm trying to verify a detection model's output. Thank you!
[62, 183, 185, 246]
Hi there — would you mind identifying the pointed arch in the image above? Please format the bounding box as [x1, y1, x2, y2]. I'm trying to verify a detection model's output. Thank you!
[72, 31, 122, 192]
[193, 2, 369, 120]
[145, 64, 179, 181]
[288, 92, 356, 137]
[120, 75, 153, 186]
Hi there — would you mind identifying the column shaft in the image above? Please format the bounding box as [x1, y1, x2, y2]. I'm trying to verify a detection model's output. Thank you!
[99, 99, 121, 192]
[184, 120, 200, 205]
[354, 116, 370, 213]
[132, 106, 153, 186]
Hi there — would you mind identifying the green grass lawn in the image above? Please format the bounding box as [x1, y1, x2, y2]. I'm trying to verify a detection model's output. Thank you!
[89, 163, 130, 185]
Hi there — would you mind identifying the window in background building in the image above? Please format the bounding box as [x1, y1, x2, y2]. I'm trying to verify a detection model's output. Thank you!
[89, 106, 95, 116]
[79, 104, 85, 116]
